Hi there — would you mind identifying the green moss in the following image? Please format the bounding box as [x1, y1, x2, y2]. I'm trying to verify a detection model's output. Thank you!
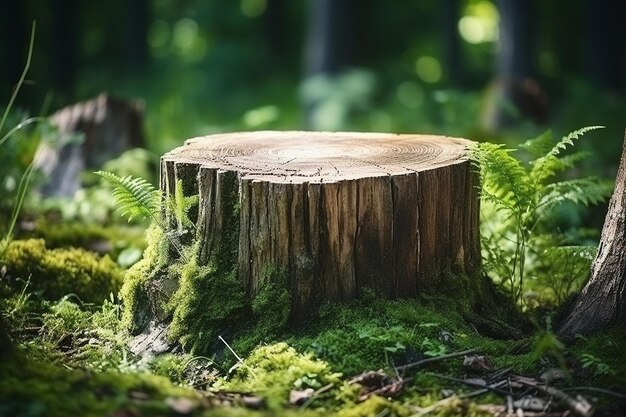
[284, 297, 461, 375]
[217, 342, 342, 409]
[0, 352, 197, 417]
[41, 299, 91, 336]
[1, 239, 122, 304]
[336, 396, 409, 417]
[168, 257, 247, 353]
[120, 223, 169, 333]
[252, 266, 291, 335]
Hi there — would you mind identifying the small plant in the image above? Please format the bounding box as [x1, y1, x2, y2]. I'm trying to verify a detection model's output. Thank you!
[473, 126, 613, 307]
[358, 326, 408, 365]
[421, 337, 447, 357]
[531, 329, 566, 370]
[579, 353, 616, 377]
[96, 171, 198, 259]
[94, 171, 161, 223]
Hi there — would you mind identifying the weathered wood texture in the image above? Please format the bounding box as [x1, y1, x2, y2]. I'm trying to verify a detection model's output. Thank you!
[161, 131, 480, 316]
[559, 132, 626, 338]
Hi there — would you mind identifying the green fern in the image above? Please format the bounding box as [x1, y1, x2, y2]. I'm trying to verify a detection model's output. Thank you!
[519, 130, 554, 158]
[95, 171, 161, 222]
[472, 142, 534, 211]
[537, 177, 614, 217]
[530, 125, 604, 182]
[473, 126, 612, 308]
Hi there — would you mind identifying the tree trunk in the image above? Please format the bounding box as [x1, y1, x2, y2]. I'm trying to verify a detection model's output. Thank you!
[161, 131, 480, 318]
[52, 0, 78, 96]
[303, 0, 356, 77]
[126, 0, 149, 70]
[483, 0, 548, 131]
[558, 132, 626, 338]
[0, 0, 26, 101]
[302, 0, 361, 129]
[583, 0, 625, 91]
[441, 0, 462, 86]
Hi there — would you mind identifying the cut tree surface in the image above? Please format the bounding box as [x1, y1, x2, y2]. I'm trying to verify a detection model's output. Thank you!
[161, 131, 479, 317]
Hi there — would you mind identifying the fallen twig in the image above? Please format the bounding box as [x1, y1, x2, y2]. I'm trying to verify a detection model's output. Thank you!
[561, 386, 626, 401]
[409, 395, 462, 417]
[358, 380, 404, 402]
[425, 372, 512, 397]
[475, 404, 569, 417]
[218, 335, 257, 379]
[489, 366, 513, 382]
[515, 376, 593, 417]
[298, 382, 335, 410]
[395, 349, 477, 374]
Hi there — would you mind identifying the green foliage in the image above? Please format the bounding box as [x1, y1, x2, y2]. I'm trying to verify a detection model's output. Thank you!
[1, 239, 122, 304]
[25, 221, 111, 249]
[579, 353, 616, 377]
[20, 220, 146, 266]
[41, 299, 92, 340]
[101, 148, 159, 185]
[37, 297, 129, 372]
[531, 331, 566, 370]
[528, 244, 595, 305]
[473, 126, 613, 307]
[570, 327, 626, 387]
[95, 170, 161, 222]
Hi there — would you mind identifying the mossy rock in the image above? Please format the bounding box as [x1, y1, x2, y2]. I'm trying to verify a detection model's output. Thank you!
[20, 219, 146, 261]
[1, 239, 122, 304]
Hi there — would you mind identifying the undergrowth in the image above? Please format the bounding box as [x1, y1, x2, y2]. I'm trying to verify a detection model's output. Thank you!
[472, 126, 613, 308]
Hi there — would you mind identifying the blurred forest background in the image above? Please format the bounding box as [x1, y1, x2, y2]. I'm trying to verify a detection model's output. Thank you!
[1, 0, 625, 176]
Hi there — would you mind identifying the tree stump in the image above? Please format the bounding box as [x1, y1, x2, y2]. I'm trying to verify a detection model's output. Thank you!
[161, 131, 480, 317]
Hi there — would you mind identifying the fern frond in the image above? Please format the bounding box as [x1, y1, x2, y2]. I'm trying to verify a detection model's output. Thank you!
[531, 126, 604, 182]
[519, 130, 554, 158]
[557, 151, 593, 170]
[547, 125, 604, 158]
[536, 177, 613, 217]
[96, 171, 161, 222]
[472, 142, 534, 211]
[540, 245, 596, 261]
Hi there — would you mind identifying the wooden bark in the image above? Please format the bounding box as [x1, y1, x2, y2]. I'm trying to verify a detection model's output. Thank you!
[161, 131, 480, 317]
[559, 132, 626, 338]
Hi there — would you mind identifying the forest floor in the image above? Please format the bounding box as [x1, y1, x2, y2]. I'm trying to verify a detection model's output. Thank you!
[1, 222, 626, 417]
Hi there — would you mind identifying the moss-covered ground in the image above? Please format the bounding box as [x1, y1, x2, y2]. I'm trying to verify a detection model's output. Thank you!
[1, 225, 625, 417]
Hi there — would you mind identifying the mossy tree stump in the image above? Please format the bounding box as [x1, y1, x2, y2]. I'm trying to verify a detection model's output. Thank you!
[161, 131, 480, 318]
